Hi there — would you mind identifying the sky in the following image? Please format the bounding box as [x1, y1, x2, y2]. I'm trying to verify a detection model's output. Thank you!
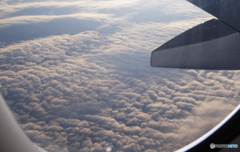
[0, 0, 240, 152]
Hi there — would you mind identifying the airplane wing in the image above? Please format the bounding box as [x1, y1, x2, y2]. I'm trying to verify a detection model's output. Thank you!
[187, 0, 240, 32]
[151, 1, 240, 152]
[151, 0, 240, 70]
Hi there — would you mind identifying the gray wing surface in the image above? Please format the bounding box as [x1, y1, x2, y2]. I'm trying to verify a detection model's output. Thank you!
[151, 0, 240, 70]
[187, 0, 240, 32]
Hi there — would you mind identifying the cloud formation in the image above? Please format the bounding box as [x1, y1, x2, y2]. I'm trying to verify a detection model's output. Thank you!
[0, 0, 239, 152]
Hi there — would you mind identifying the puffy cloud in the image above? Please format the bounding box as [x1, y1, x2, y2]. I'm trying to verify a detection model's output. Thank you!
[2, 37, 238, 151]
[0, 0, 239, 152]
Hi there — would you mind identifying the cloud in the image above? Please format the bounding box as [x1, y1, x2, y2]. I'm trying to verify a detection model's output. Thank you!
[0, 0, 140, 16]
[0, 0, 239, 152]
[1, 29, 239, 152]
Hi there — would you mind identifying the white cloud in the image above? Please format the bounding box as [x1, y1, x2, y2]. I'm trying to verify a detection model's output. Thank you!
[0, 0, 239, 152]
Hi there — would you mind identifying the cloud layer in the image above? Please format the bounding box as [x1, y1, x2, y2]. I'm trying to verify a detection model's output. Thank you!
[1, 0, 239, 152]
